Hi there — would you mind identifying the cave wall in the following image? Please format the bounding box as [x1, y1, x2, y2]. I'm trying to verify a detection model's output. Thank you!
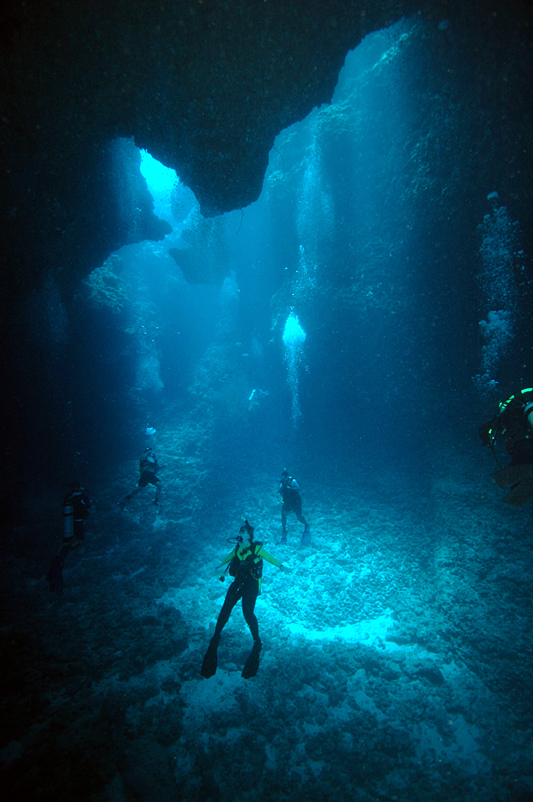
[1, 0, 436, 304]
[2, 0, 531, 305]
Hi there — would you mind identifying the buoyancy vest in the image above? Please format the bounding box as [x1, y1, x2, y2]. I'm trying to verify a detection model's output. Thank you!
[140, 451, 157, 474]
[493, 388, 533, 452]
[229, 542, 264, 581]
[280, 477, 300, 502]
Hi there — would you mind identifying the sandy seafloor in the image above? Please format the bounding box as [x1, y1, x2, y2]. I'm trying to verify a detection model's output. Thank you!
[2, 436, 533, 802]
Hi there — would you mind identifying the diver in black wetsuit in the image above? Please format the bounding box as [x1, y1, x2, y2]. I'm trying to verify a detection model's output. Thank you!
[279, 469, 310, 545]
[201, 519, 289, 680]
[119, 448, 162, 512]
[46, 480, 91, 593]
[479, 387, 533, 506]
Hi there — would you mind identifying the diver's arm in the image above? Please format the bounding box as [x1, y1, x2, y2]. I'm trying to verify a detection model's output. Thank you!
[257, 546, 289, 570]
[217, 550, 235, 570]
[286, 479, 301, 498]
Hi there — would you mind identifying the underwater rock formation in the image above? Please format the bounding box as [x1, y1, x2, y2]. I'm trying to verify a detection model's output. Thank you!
[169, 207, 228, 284]
[0, 0, 455, 305]
[1, 0, 532, 309]
[2, 0, 533, 479]
[79, 255, 129, 319]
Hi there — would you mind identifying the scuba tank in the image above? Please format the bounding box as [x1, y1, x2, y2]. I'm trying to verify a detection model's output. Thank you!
[62, 495, 75, 539]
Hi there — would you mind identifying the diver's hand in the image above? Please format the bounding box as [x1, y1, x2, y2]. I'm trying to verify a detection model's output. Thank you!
[280, 564, 291, 573]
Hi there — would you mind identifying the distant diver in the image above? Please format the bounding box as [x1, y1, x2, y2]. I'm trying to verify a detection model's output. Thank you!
[248, 388, 269, 412]
[279, 469, 311, 545]
[479, 387, 533, 506]
[46, 480, 91, 593]
[201, 519, 289, 680]
[119, 447, 162, 513]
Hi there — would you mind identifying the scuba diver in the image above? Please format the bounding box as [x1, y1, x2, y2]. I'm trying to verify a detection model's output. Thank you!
[248, 388, 269, 412]
[279, 469, 311, 545]
[478, 387, 533, 506]
[46, 480, 91, 593]
[119, 447, 162, 512]
[201, 519, 289, 680]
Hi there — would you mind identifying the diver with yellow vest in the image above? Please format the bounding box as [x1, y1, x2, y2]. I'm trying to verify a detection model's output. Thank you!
[479, 387, 533, 506]
[201, 519, 289, 680]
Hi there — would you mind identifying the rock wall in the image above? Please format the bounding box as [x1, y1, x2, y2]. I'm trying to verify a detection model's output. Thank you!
[2, 0, 532, 301]
[2, 0, 533, 484]
[1, 0, 438, 303]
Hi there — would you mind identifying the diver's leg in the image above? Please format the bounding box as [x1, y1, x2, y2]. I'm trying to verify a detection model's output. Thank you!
[73, 520, 85, 544]
[56, 539, 72, 557]
[294, 498, 310, 542]
[202, 580, 243, 678]
[120, 485, 141, 508]
[296, 510, 309, 527]
[153, 480, 162, 505]
[47, 543, 70, 592]
[213, 580, 243, 638]
[293, 497, 306, 525]
[241, 580, 262, 679]
[47, 555, 64, 592]
[241, 580, 260, 642]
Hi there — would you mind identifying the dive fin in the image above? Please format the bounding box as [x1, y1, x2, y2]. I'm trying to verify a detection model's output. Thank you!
[201, 637, 219, 679]
[241, 639, 262, 679]
[492, 464, 533, 507]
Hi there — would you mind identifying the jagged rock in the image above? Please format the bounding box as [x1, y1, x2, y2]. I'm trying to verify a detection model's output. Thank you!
[79, 255, 128, 318]
[5, 0, 513, 304]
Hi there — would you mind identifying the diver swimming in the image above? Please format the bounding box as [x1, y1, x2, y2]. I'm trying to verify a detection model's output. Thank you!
[118, 447, 163, 513]
[479, 387, 533, 506]
[46, 480, 91, 593]
[279, 469, 311, 545]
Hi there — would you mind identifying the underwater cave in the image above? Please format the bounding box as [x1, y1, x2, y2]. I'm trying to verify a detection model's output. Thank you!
[2, 2, 533, 801]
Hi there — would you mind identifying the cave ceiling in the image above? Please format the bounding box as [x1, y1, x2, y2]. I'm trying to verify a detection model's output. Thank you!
[0, 0, 531, 304]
